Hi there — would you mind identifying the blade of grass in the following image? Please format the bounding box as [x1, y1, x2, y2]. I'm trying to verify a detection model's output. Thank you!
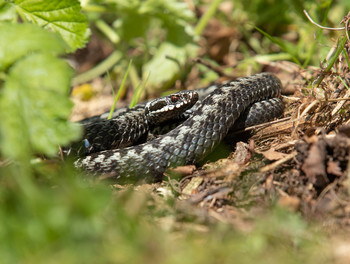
[338, 75, 350, 90]
[342, 46, 350, 69]
[128, 83, 142, 109]
[254, 26, 301, 65]
[128, 63, 141, 91]
[129, 72, 150, 108]
[253, 53, 294, 63]
[313, 35, 348, 88]
[302, 5, 332, 67]
[108, 60, 132, 119]
[194, 0, 223, 36]
[72, 50, 122, 86]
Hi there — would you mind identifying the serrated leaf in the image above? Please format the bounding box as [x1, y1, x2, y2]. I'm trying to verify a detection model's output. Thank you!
[14, 0, 90, 52]
[0, 53, 81, 158]
[0, 23, 67, 71]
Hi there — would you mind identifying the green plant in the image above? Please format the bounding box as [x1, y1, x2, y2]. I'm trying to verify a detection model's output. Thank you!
[0, 0, 89, 169]
[0, 1, 348, 263]
[75, 0, 198, 90]
[223, 0, 349, 70]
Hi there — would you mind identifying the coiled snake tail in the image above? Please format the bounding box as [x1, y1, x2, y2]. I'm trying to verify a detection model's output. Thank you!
[74, 73, 283, 182]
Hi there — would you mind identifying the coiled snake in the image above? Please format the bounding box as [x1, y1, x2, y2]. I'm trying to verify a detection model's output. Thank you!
[73, 73, 284, 182]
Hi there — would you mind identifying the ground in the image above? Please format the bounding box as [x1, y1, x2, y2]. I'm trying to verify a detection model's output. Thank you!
[71, 31, 350, 262]
[3, 1, 350, 263]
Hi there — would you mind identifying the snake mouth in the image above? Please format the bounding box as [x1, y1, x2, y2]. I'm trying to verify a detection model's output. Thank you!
[151, 100, 189, 113]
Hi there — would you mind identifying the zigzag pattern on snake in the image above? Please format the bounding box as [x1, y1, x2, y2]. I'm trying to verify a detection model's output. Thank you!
[68, 90, 199, 157]
[74, 73, 284, 182]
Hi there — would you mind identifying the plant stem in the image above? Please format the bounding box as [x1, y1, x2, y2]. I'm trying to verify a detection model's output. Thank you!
[343, 46, 350, 69]
[81, 4, 108, 13]
[128, 64, 141, 90]
[129, 72, 150, 108]
[95, 19, 120, 44]
[194, 0, 223, 36]
[313, 36, 348, 88]
[108, 60, 133, 119]
[72, 50, 122, 86]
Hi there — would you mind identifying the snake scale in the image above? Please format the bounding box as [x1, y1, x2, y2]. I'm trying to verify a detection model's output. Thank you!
[70, 90, 199, 157]
[74, 73, 284, 182]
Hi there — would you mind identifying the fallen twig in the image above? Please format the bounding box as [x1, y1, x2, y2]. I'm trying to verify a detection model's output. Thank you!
[260, 151, 297, 173]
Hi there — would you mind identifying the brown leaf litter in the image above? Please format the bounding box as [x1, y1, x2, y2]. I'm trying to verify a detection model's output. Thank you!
[71, 22, 350, 233]
[175, 49, 350, 231]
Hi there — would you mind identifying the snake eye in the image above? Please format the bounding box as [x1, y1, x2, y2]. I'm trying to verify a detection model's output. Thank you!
[171, 95, 179, 103]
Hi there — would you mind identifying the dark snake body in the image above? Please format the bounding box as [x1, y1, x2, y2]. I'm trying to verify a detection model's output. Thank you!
[74, 73, 283, 182]
[70, 91, 198, 157]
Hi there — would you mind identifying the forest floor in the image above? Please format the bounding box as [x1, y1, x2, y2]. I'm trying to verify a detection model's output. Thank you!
[71, 30, 350, 263]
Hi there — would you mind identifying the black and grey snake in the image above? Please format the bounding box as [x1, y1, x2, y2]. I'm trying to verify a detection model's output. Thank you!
[73, 73, 284, 182]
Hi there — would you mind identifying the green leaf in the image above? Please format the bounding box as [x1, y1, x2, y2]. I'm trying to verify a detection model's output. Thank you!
[14, 0, 90, 52]
[0, 23, 67, 71]
[111, 0, 195, 44]
[143, 42, 197, 88]
[113, 9, 150, 42]
[0, 53, 81, 158]
[254, 26, 301, 65]
[142, 42, 185, 87]
[0, 1, 17, 22]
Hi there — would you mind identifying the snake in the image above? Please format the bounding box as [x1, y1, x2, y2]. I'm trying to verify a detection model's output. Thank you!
[74, 73, 284, 182]
[67, 90, 199, 157]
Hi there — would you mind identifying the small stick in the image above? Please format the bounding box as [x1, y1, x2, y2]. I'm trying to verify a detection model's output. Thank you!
[292, 100, 319, 137]
[231, 117, 291, 134]
[260, 151, 297, 173]
[303, 10, 345, 31]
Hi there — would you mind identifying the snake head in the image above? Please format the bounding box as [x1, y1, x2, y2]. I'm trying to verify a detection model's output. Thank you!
[145, 90, 199, 124]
